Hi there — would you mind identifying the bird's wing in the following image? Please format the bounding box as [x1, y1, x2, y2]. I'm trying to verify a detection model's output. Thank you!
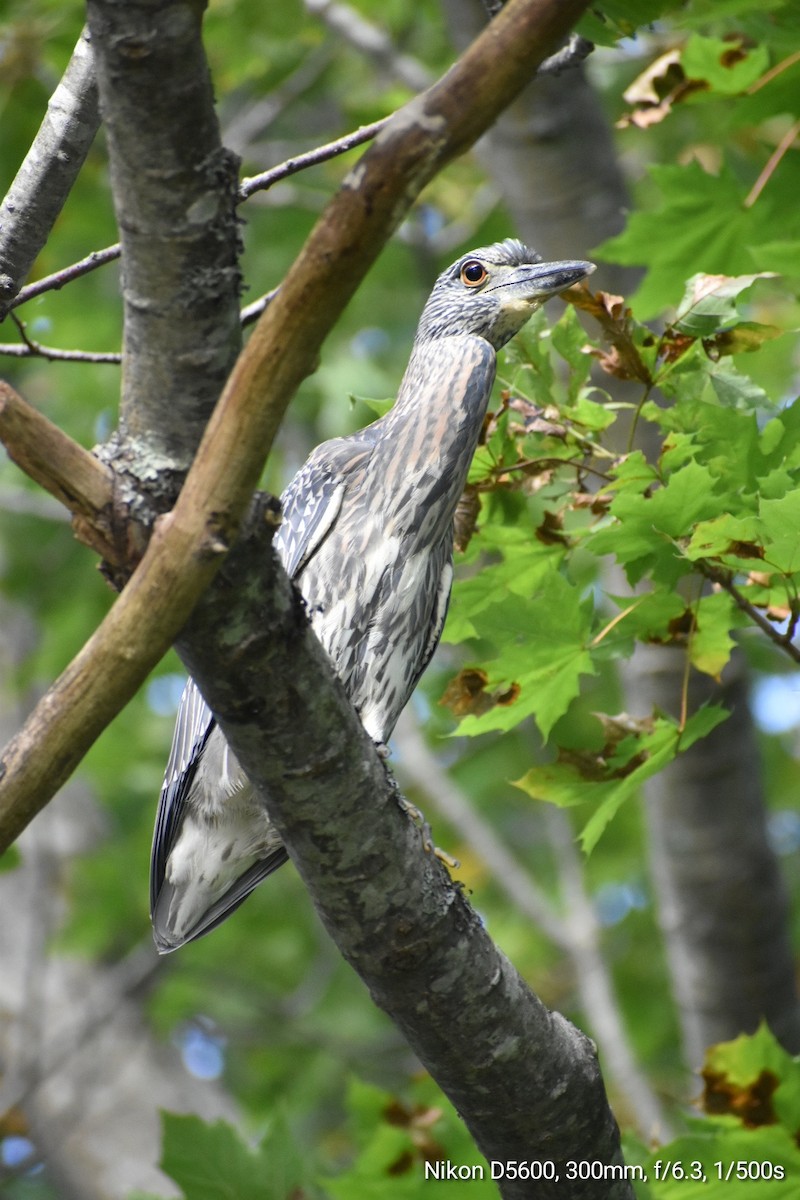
[153, 844, 290, 953]
[418, 558, 454, 683]
[150, 677, 215, 915]
[275, 429, 376, 579]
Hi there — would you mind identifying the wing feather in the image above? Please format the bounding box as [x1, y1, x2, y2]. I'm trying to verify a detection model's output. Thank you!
[150, 678, 214, 915]
[275, 429, 376, 579]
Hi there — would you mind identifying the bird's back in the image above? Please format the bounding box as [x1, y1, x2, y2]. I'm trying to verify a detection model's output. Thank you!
[276, 333, 495, 743]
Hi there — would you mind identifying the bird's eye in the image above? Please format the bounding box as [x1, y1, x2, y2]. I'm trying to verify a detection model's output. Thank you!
[460, 260, 488, 288]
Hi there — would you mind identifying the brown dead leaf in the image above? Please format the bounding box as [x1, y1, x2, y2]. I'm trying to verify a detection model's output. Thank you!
[618, 49, 708, 129]
[535, 509, 568, 546]
[660, 331, 696, 365]
[454, 484, 481, 553]
[570, 287, 653, 384]
[702, 1068, 779, 1128]
[440, 668, 520, 718]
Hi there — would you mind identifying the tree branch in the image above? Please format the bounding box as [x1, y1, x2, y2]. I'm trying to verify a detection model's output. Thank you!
[239, 118, 388, 200]
[8, 245, 121, 312]
[173, 512, 631, 1198]
[305, 0, 433, 91]
[696, 560, 800, 664]
[0, 28, 100, 319]
[0, 382, 120, 561]
[1, 314, 121, 364]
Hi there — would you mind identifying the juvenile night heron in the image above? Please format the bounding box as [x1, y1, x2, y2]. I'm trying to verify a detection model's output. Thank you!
[150, 238, 594, 952]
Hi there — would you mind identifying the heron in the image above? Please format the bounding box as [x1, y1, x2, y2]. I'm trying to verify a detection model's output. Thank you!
[150, 238, 594, 952]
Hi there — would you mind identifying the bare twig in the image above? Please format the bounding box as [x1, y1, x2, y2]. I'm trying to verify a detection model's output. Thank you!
[9, 245, 121, 311]
[0, 342, 120, 364]
[696, 560, 800, 664]
[744, 117, 800, 209]
[239, 118, 389, 200]
[8, 122, 386, 352]
[2, 315, 121, 364]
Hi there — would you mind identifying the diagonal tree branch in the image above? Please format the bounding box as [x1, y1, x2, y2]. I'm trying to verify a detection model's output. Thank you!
[0, 28, 100, 319]
[0, 382, 122, 562]
[173, 508, 631, 1199]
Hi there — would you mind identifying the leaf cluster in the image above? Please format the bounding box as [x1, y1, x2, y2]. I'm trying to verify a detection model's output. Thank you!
[442, 270, 799, 849]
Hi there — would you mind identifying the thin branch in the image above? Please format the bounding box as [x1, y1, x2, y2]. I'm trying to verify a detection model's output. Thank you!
[696, 560, 800, 664]
[8, 117, 385, 315]
[2, 316, 121, 364]
[743, 117, 800, 209]
[9, 245, 121, 312]
[0, 342, 120, 364]
[239, 118, 389, 199]
[747, 47, 800, 94]
[0, 28, 100, 318]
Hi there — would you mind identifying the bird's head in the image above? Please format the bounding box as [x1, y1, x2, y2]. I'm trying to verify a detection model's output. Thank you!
[415, 238, 595, 350]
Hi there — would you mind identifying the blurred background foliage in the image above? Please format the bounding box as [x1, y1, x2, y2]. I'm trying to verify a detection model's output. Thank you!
[1, 0, 800, 1196]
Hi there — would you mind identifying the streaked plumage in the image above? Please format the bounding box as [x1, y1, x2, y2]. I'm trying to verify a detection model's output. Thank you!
[150, 239, 595, 951]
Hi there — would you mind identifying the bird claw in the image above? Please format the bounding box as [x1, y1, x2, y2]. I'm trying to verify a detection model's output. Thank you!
[396, 792, 460, 869]
[377, 754, 460, 867]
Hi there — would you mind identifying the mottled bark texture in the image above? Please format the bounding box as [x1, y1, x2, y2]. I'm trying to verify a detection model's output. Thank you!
[87, 0, 243, 468]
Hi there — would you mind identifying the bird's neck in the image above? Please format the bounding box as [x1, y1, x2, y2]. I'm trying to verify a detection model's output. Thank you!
[373, 333, 496, 534]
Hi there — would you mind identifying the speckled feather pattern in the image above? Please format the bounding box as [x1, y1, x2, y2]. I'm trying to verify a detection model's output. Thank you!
[150, 239, 595, 950]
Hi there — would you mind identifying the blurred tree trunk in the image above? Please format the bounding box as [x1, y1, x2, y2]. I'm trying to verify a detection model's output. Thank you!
[443, 0, 800, 1066]
[0, 600, 240, 1200]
